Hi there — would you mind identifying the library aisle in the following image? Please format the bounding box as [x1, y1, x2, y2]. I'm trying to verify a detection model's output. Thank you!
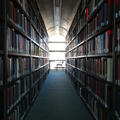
[25, 71, 93, 120]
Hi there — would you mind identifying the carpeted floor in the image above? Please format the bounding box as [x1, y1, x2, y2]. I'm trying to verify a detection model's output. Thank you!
[25, 71, 93, 120]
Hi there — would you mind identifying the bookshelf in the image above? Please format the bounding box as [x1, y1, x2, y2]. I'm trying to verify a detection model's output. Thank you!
[65, 0, 119, 119]
[0, 0, 49, 120]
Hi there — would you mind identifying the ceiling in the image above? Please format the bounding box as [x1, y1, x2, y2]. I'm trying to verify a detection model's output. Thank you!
[36, 0, 81, 37]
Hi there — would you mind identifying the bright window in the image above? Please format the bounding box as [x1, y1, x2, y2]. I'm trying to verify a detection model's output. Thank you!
[49, 34, 66, 69]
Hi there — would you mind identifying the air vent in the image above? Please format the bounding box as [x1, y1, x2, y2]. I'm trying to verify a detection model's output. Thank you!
[55, 0, 60, 7]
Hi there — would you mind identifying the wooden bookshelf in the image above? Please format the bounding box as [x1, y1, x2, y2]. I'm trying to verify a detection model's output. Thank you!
[65, 0, 118, 120]
[0, 0, 49, 120]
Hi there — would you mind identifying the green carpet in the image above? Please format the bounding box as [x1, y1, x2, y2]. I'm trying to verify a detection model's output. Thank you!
[25, 71, 93, 120]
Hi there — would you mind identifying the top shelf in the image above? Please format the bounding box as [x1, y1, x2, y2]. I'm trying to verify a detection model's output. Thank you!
[10, 0, 49, 47]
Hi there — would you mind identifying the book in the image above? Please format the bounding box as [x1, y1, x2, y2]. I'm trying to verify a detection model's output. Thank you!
[77, 43, 86, 56]
[107, 58, 113, 82]
[31, 43, 39, 56]
[9, 1, 30, 35]
[7, 27, 30, 54]
[32, 58, 41, 70]
[86, 57, 113, 81]
[8, 57, 30, 81]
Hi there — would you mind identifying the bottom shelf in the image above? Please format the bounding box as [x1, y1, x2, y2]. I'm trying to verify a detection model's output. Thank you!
[66, 69, 113, 120]
[7, 69, 49, 120]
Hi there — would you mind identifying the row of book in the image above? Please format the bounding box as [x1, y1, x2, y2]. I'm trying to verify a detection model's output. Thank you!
[66, 27, 87, 52]
[72, 10, 87, 39]
[77, 43, 86, 56]
[31, 58, 40, 70]
[66, 29, 112, 57]
[31, 65, 48, 90]
[67, 0, 88, 37]
[9, 1, 31, 36]
[8, 93, 30, 120]
[31, 43, 48, 57]
[9, 1, 48, 45]
[87, 1, 109, 36]
[7, 75, 45, 120]
[68, 0, 113, 41]
[31, 43, 39, 56]
[66, 61, 113, 106]
[66, 43, 86, 57]
[7, 65, 49, 120]
[7, 27, 30, 54]
[90, 29, 112, 54]
[31, 69, 42, 87]
[30, 84, 40, 102]
[75, 58, 86, 70]
[86, 91, 110, 120]
[75, 69, 86, 85]
[31, 58, 48, 70]
[67, 57, 113, 82]
[86, 58, 113, 82]
[8, 57, 30, 82]
[78, 84, 112, 120]
[86, 75, 113, 106]
[7, 26, 48, 56]
[67, 58, 86, 71]
[6, 75, 30, 111]
[31, 26, 39, 44]
[88, 0, 113, 23]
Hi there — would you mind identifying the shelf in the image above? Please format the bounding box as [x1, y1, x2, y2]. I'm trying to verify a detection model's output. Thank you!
[86, 87, 108, 108]
[11, 0, 49, 48]
[86, 23, 113, 42]
[31, 39, 48, 53]
[66, 23, 86, 48]
[66, 63, 86, 73]
[8, 18, 49, 54]
[8, 52, 30, 57]
[7, 88, 30, 115]
[66, 53, 112, 59]
[88, 0, 104, 22]
[80, 95, 86, 103]
[7, 72, 30, 86]
[31, 55, 48, 59]
[66, 56, 86, 59]
[66, 40, 87, 54]
[66, 23, 112, 56]
[86, 103, 98, 120]
[31, 70, 48, 90]
[66, 0, 105, 48]
[86, 71, 112, 85]
[7, 18, 32, 41]
[31, 63, 49, 73]
[67, 0, 88, 38]
[7, 69, 49, 115]
[86, 53, 112, 58]
[66, 63, 112, 85]
[67, 69, 85, 86]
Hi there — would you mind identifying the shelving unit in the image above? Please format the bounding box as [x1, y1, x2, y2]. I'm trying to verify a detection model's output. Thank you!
[65, 0, 119, 119]
[0, 0, 49, 120]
